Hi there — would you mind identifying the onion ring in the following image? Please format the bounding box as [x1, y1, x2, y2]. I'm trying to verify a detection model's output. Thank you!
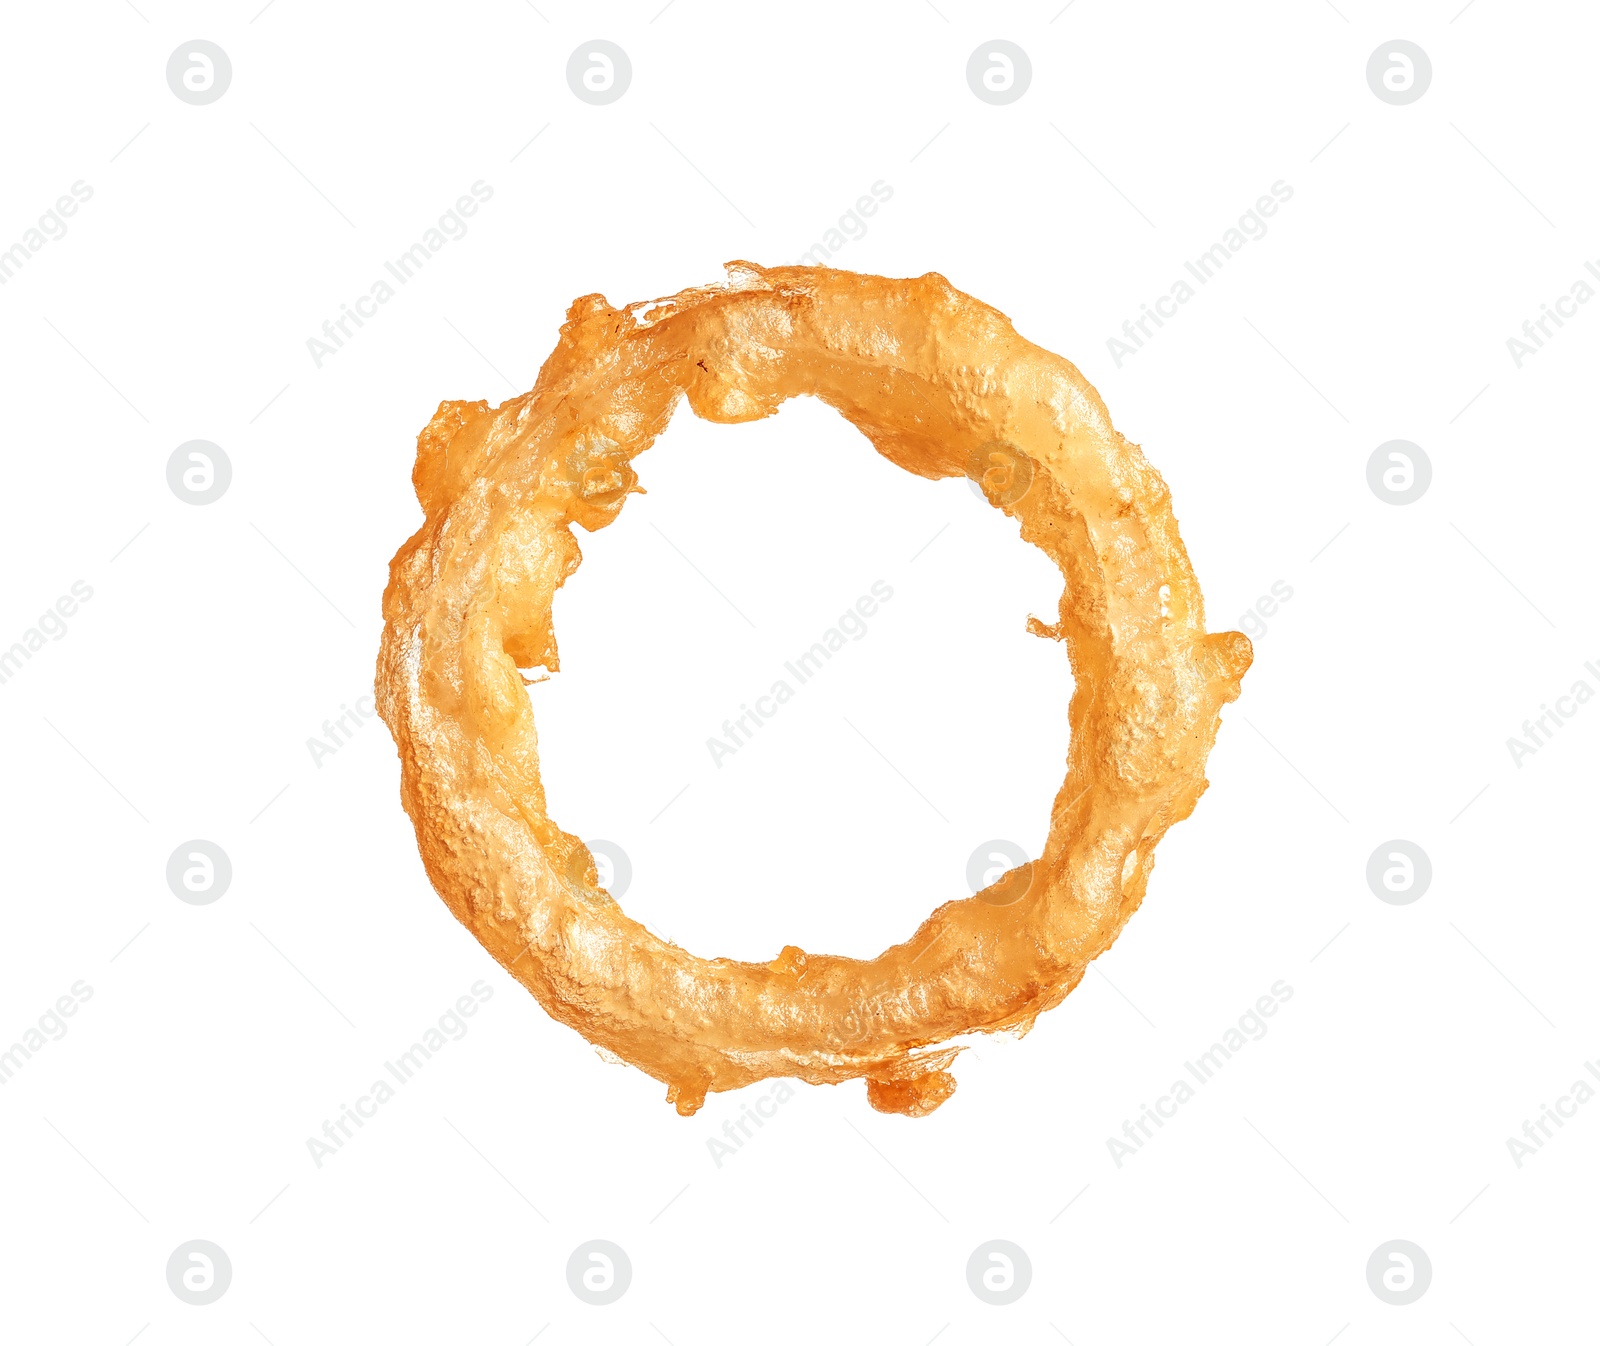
[376, 263, 1251, 1117]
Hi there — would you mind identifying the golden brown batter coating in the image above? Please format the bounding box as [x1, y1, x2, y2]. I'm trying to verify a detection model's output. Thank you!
[376, 263, 1251, 1116]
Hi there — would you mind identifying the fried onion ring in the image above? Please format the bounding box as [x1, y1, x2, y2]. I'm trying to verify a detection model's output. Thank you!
[376, 263, 1251, 1117]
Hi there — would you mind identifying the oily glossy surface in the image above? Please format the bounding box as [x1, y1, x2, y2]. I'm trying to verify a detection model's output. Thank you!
[375, 263, 1251, 1116]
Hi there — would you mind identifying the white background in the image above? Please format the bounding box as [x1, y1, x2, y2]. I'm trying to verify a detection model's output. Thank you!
[1, 1, 1595, 1342]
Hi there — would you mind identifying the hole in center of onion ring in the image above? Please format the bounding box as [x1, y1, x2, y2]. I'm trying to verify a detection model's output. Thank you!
[531, 395, 1072, 963]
